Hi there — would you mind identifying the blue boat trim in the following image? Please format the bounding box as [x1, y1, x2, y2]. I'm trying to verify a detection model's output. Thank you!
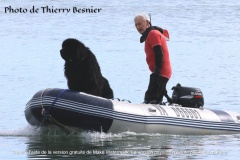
[210, 109, 235, 122]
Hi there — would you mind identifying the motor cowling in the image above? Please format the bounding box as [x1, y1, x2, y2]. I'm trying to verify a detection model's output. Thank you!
[171, 83, 204, 108]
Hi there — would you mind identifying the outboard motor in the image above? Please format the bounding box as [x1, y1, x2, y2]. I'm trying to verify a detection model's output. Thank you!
[171, 83, 204, 108]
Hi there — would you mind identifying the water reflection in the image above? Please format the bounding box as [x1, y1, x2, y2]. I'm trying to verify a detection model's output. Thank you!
[21, 126, 231, 160]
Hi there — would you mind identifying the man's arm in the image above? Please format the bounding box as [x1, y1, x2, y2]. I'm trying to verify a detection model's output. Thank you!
[153, 45, 163, 74]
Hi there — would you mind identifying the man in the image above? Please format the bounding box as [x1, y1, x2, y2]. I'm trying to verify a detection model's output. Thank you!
[134, 13, 172, 104]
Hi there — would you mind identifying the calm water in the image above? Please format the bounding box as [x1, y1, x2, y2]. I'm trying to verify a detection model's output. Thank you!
[1, 0, 240, 159]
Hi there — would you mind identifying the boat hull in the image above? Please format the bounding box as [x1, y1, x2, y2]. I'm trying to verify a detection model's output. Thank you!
[25, 88, 240, 135]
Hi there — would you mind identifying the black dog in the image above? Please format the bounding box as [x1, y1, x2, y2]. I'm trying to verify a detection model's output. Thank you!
[60, 38, 114, 99]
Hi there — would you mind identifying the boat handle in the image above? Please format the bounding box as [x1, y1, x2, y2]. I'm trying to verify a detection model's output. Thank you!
[148, 108, 156, 112]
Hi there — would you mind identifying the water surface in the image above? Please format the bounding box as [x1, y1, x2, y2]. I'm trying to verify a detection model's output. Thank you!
[0, 0, 240, 159]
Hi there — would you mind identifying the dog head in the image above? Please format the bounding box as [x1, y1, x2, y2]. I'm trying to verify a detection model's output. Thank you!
[60, 38, 88, 63]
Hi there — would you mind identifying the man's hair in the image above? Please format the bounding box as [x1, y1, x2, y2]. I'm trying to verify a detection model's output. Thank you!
[134, 13, 150, 22]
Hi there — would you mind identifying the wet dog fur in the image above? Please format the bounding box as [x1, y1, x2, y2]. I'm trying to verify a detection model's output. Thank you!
[60, 38, 113, 99]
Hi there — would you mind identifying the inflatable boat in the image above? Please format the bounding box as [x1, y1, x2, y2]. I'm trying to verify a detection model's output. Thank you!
[25, 85, 240, 135]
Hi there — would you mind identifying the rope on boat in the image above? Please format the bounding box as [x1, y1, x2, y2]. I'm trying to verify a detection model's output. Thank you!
[50, 116, 82, 134]
[45, 89, 69, 115]
[40, 88, 49, 116]
[122, 99, 131, 103]
[112, 98, 131, 103]
[40, 88, 50, 126]
[39, 89, 82, 134]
